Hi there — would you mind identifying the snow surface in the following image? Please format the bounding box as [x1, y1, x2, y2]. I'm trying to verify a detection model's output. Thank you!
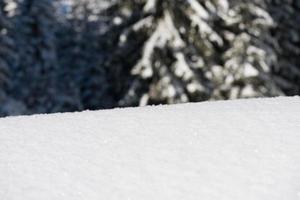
[0, 97, 300, 200]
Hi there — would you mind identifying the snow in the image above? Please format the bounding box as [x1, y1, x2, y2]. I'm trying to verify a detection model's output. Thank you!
[0, 97, 300, 200]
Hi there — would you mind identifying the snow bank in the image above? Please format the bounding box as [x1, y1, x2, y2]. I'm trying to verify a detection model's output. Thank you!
[0, 97, 299, 200]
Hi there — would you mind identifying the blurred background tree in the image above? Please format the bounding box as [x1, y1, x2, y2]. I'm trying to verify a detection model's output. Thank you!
[56, 0, 114, 111]
[0, 0, 27, 116]
[0, 0, 299, 117]
[11, 0, 69, 114]
[266, 0, 300, 95]
[104, 0, 283, 106]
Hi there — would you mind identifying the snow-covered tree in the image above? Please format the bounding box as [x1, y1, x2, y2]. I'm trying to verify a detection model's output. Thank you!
[102, 0, 283, 106]
[0, 0, 299, 117]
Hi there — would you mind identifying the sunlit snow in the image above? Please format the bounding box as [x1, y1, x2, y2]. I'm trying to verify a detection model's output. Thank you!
[0, 97, 299, 200]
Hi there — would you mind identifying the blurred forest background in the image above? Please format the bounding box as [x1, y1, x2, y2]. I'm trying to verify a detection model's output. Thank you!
[0, 0, 299, 117]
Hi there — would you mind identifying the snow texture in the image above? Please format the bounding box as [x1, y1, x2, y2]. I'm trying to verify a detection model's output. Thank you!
[0, 97, 300, 200]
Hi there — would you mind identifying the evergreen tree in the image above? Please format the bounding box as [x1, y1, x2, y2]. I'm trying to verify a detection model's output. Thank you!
[0, 1, 12, 96]
[0, 0, 27, 116]
[56, 0, 114, 111]
[102, 0, 283, 106]
[0, 0, 299, 117]
[12, 0, 65, 114]
[267, 0, 300, 95]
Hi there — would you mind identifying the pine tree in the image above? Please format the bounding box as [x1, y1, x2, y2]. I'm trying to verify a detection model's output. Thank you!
[0, 0, 27, 116]
[267, 0, 300, 95]
[0, 0, 298, 117]
[11, 0, 66, 114]
[102, 0, 283, 106]
[56, 0, 114, 110]
[0, 1, 11, 95]
[0, 0, 13, 116]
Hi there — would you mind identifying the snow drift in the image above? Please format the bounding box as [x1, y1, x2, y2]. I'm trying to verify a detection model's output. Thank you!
[0, 97, 299, 200]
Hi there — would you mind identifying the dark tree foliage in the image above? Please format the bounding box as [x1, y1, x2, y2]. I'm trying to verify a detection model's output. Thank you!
[0, 0, 299, 117]
[0, 0, 27, 116]
[267, 0, 300, 95]
[9, 0, 75, 114]
[0, 1, 11, 97]
[56, 0, 114, 111]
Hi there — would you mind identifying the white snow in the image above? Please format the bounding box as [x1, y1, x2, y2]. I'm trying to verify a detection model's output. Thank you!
[0, 97, 300, 200]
